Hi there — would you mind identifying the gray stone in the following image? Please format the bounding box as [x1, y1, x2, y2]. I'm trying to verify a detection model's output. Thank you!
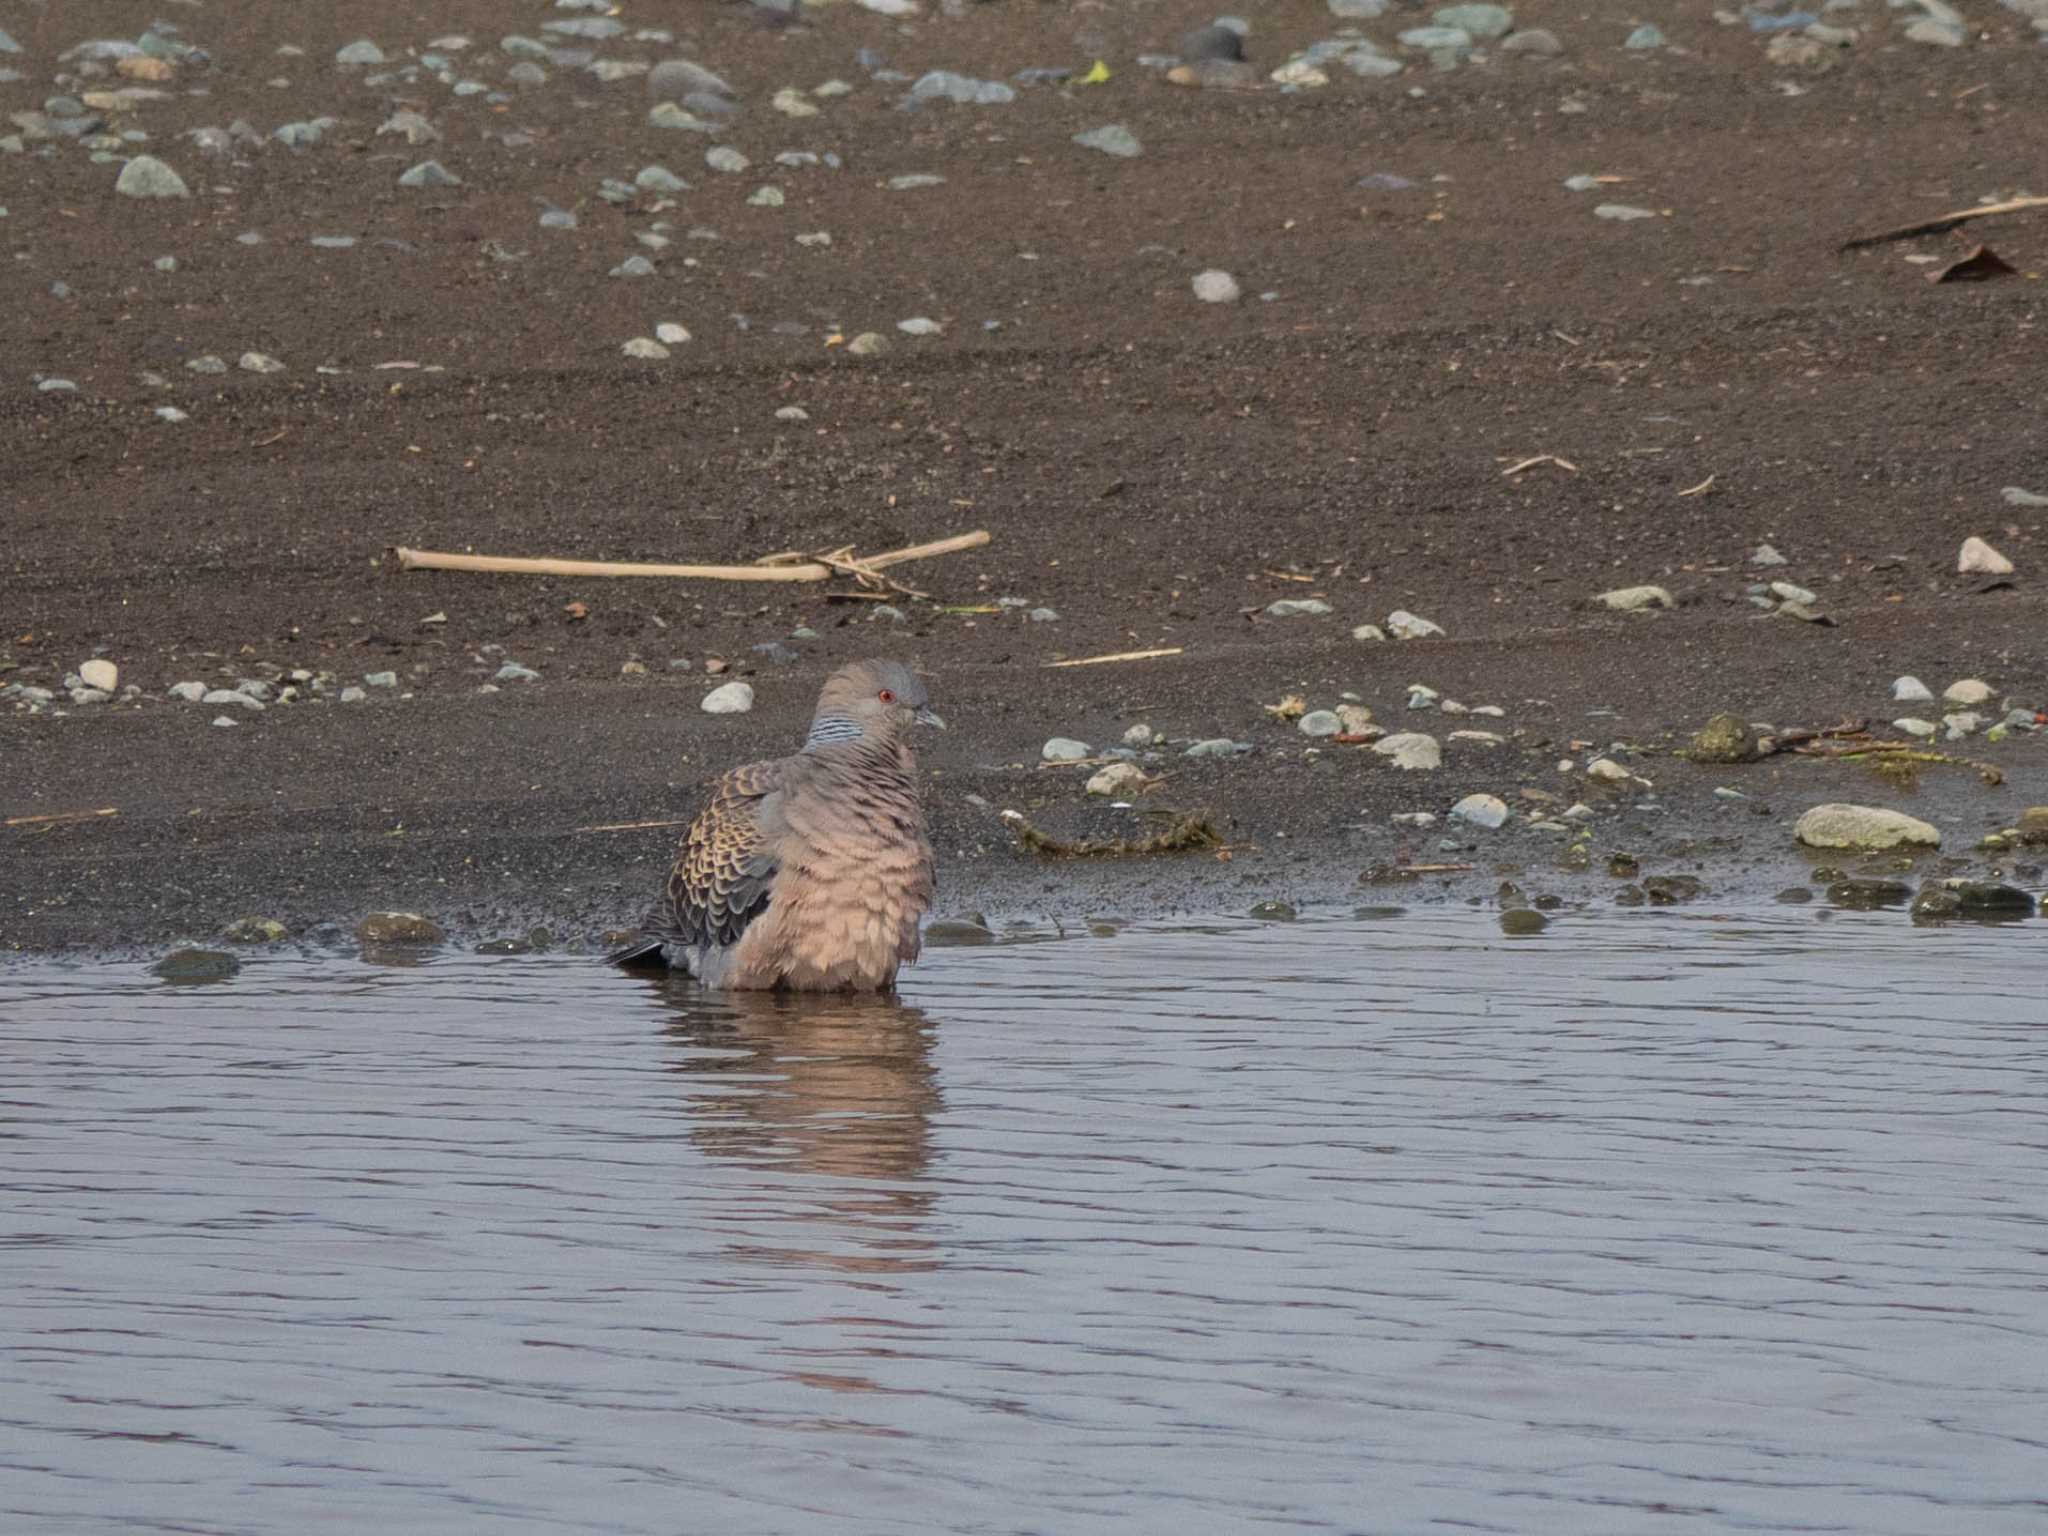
[2002, 486, 2048, 507]
[1372, 731, 1442, 770]
[1751, 543, 1789, 566]
[543, 17, 626, 40]
[1399, 27, 1475, 51]
[1690, 712, 1759, 763]
[908, 71, 1016, 106]
[1501, 28, 1564, 55]
[1192, 269, 1242, 303]
[1074, 123, 1142, 158]
[1451, 793, 1509, 828]
[339, 686, 367, 703]
[379, 109, 441, 145]
[649, 59, 735, 102]
[1264, 598, 1330, 617]
[155, 948, 240, 983]
[889, 173, 945, 190]
[622, 337, 670, 359]
[610, 255, 656, 278]
[1351, 623, 1387, 642]
[494, 661, 540, 683]
[335, 40, 386, 66]
[398, 159, 461, 188]
[701, 681, 754, 714]
[847, 332, 888, 357]
[705, 145, 749, 174]
[168, 681, 208, 702]
[1298, 709, 1343, 737]
[897, 316, 942, 335]
[357, 911, 444, 946]
[1794, 803, 1940, 851]
[746, 185, 785, 208]
[201, 688, 262, 709]
[1943, 677, 1993, 706]
[238, 351, 285, 374]
[635, 165, 688, 192]
[1386, 610, 1444, 639]
[1904, 17, 1967, 46]
[1893, 717, 1938, 739]
[1595, 203, 1657, 221]
[1596, 584, 1673, 611]
[78, 658, 118, 692]
[1042, 736, 1091, 762]
[1183, 738, 1239, 758]
[1087, 761, 1148, 796]
[1327, 0, 1390, 15]
[1624, 24, 1667, 49]
[648, 102, 716, 132]
[115, 155, 189, 198]
[1432, 5, 1514, 40]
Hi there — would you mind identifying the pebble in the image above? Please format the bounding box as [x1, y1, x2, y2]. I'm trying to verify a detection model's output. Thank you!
[702, 681, 754, 714]
[1892, 675, 1934, 702]
[1450, 793, 1509, 829]
[239, 351, 285, 374]
[705, 146, 749, 175]
[1943, 712, 1982, 739]
[747, 186, 785, 208]
[1596, 584, 1673, 611]
[1594, 204, 1657, 221]
[1392, 811, 1436, 828]
[1751, 543, 1789, 566]
[1502, 29, 1564, 55]
[908, 71, 1016, 106]
[1029, 607, 1060, 623]
[1386, 610, 1444, 640]
[1400, 27, 1475, 52]
[611, 255, 656, 278]
[1958, 536, 2014, 575]
[335, 40, 387, 67]
[889, 174, 945, 190]
[774, 405, 809, 422]
[1372, 731, 1442, 770]
[357, 911, 444, 946]
[1298, 709, 1343, 737]
[1351, 623, 1387, 642]
[622, 337, 670, 359]
[1073, 124, 1143, 158]
[1336, 705, 1376, 735]
[211, 716, 240, 728]
[2002, 486, 2048, 507]
[1794, 803, 1941, 850]
[897, 316, 942, 335]
[1183, 738, 1240, 758]
[1905, 17, 1967, 46]
[1328, 0, 1391, 17]
[1264, 598, 1330, 617]
[1087, 761, 1149, 796]
[648, 59, 735, 103]
[398, 160, 461, 188]
[1585, 757, 1632, 781]
[79, 659, 119, 691]
[1943, 678, 1993, 706]
[1192, 269, 1242, 304]
[1435, 4, 1513, 38]
[494, 661, 540, 682]
[649, 103, 716, 132]
[114, 154, 189, 198]
[1042, 736, 1091, 762]
[1406, 685, 1440, 709]
[771, 87, 819, 118]
[1624, 24, 1668, 49]
[222, 917, 289, 945]
[202, 689, 262, 709]
[155, 949, 240, 983]
[339, 686, 367, 703]
[1123, 723, 1156, 747]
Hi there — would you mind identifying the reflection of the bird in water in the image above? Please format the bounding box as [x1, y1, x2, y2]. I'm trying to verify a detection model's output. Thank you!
[642, 976, 942, 1283]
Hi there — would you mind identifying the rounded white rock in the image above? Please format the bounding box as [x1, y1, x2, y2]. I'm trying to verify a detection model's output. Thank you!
[701, 681, 754, 714]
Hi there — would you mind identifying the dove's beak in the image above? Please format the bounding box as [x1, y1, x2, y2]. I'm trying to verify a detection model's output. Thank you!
[915, 705, 947, 730]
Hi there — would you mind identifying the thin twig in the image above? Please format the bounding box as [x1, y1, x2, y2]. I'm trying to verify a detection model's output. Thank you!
[1840, 194, 2048, 251]
[573, 818, 691, 834]
[1043, 647, 1184, 668]
[4, 807, 118, 828]
[1501, 453, 1579, 477]
[1677, 474, 1716, 497]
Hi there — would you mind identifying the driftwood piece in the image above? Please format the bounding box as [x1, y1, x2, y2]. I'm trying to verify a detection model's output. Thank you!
[394, 530, 990, 583]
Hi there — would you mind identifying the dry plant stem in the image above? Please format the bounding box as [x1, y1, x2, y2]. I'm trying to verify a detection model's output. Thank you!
[573, 818, 692, 835]
[1840, 195, 2048, 250]
[393, 529, 990, 583]
[5, 807, 118, 828]
[1790, 741, 2003, 786]
[1043, 647, 1185, 668]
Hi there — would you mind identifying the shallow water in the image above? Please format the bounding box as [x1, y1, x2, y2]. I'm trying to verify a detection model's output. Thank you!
[3, 911, 2046, 1535]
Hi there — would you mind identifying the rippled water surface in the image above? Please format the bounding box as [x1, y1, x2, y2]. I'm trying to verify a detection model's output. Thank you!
[4, 911, 2047, 1534]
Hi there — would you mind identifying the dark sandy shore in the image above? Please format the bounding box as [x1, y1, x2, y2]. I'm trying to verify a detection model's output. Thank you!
[5, 0, 2046, 955]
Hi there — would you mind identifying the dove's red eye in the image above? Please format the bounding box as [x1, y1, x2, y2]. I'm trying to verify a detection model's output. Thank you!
[878, 689, 895, 703]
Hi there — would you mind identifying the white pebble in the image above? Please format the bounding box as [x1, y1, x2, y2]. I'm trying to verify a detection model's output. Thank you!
[1943, 678, 1993, 706]
[79, 659, 118, 691]
[701, 681, 755, 714]
[1041, 736, 1091, 762]
[1191, 269, 1241, 304]
[1891, 675, 1933, 703]
[1450, 793, 1509, 830]
[1386, 610, 1444, 640]
[1957, 536, 2014, 576]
